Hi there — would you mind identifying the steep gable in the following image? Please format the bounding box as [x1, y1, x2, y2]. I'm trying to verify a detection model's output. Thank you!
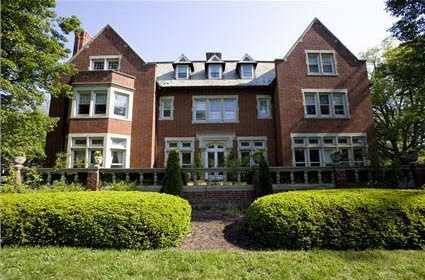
[283, 18, 361, 64]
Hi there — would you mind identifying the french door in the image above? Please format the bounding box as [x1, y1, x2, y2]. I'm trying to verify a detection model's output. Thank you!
[204, 143, 226, 180]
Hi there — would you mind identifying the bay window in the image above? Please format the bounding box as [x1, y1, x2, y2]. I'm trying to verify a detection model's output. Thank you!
[72, 87, 133, 120]
[68, 134, 130, 168]
[291, 133, 368, 167]
[303, 90, 349, 118]
[193, 96, 238, 123]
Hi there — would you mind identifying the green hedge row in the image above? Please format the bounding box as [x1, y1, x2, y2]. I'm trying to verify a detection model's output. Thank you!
[0, 192, 191, 249]
[246, 189, 425, 249]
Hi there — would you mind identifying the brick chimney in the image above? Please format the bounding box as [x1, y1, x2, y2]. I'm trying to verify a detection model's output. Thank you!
[73, 31, 92, 55]
[206, 52, 222, 61]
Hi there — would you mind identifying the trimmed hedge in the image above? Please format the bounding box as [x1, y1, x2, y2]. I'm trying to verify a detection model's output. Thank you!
[246, 189, 425, 250]
[0, 192, 191, 249]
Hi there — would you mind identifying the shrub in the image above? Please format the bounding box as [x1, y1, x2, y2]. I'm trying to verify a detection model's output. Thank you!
[0, 181, 85, 193]
[226, 149, 239, 182]
[246, 189, 425, 250]
[253, 153, 273, 197]
[0, 192, 191, 249]
[102, 181, 138, 191]
[162, 150, 183, 195]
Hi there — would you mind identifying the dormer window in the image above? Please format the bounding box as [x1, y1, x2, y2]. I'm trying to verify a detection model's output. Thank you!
[237, 54, 257, 80]
[89, 55, 121, 71]
[176, 64, 189, 79]
[208, 64, 222, 79]
[240, 64, 254, 79]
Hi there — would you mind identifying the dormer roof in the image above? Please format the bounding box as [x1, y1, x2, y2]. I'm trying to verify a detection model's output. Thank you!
[205, 53, 226, 73]
[172, 54, 194, 71]
[236, 53, 257, 67]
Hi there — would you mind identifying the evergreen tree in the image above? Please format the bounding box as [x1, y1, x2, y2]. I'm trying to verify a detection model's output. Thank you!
[162, 150, 183, 195]
[254, 152, 273, 197]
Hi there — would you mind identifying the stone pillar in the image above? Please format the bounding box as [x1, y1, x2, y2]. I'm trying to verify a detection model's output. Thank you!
[334, 168, 347, 188]
[87, 171, 98, 191]
[13, 156, 26, 185]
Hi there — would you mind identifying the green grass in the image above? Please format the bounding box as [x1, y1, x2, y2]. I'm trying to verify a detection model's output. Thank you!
[1, 247, 425, 280]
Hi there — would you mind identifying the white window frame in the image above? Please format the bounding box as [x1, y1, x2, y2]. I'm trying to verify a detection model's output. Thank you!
[192, 96, 239, 123]
[208, 64, 223, 80]
[291, 133, 368, 167]
[305, 50, 337, 75]
[164, 137, 195, 167]
[89, 55, 122, 71]
[256, 95, 272, 119]
[175, 64, 190, 80]
[237, 137, 267, 166]
[71, 86, 133, 121]
[240, 64, 254, 79]
[302, 89, 349, 119]
[159, 96, 174, 120]
[67, 133, 131, 168]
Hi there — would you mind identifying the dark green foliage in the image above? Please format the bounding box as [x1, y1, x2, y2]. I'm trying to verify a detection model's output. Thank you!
[162, 150, 183, 195]
[246, 189, 425, 249]
[226, 149, 239, 182]
[253, 152, 273, 197]
[102, 181, 138, 191]
[0, 192, 191, 249]
[386, 0, 424, 42]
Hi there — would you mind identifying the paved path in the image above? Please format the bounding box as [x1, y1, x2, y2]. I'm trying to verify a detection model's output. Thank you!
[180, 209, 257, 250]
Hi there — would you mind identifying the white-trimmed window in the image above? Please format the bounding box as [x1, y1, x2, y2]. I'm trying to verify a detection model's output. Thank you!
[237, 137, 267, 167]
[72, 87, 133, 120]
[165, 138, 194, 167]
[113, 92, 129, 118]
[89, 56, 121, 71]
[306, 51, 336, 75]
[240, 64, 254, 79]
[208, 64, 222, 79]
[257, 95, 271, 119]
[175, 65, 189, 79]
[193, 96, 238, 123]
[70, 137, 104, 168]
[303, 90, 349, 118]
[159, 96, 174, 120]
[68, 134, 130, 168]
[291, 133, 368, 167]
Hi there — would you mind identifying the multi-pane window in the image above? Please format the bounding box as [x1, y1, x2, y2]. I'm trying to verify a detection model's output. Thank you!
[257, 95, 272, 119]
[193, 97, 238, 122]
[292, 134, 368, 167]
[94, 91, 107, 115]
[240, 64, 254, 79]
[208, 64, 222, 79]
[238, 138, 267, 167]
[70, 137, 104, 168]
[90, 56, 120, 71]
[77, 91, 91, 115]
[110, 137, 127, 168]
[303, 91, 348, 118]
[159, 96, 174, 120]
[175, 65, 189, 79]
[113, 92, 129, 117]
[165, 139, 194, 167]
[306, 51, 336, 74]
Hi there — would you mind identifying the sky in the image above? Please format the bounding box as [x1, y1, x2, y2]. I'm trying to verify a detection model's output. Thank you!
[56, 0, 396, 62]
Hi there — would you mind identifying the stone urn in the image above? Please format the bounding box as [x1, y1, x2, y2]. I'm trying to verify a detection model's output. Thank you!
[14, 156, 27, 165]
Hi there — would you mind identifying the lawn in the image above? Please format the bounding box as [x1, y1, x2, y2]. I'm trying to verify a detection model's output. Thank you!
[1, 247, 425, 280]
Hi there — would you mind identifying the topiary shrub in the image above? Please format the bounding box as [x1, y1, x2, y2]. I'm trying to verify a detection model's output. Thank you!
[253, 152, 273, 197]
[102, 181, 138, 191]
[246, 189, 425, 250]
[162, 150, 183, 195]
[0, 192, 191, 249]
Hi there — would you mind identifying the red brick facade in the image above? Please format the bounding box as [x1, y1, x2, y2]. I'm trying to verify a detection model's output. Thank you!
[46, 19, 375, 168]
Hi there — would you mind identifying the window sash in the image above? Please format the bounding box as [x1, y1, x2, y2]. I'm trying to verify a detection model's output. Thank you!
[306, 52, 336, 74]
[160, 97, 173, 119]
[304, 92, 348, 118]
[193, 97, 237, 122]
[240, 64, 253, 79]
[208, 64, 222, 79]
[114, 93, 129, 117]
[176, 65, 189, 79]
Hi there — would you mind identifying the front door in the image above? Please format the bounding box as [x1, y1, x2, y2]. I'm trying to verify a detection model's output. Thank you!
[205, 143, 226, 180]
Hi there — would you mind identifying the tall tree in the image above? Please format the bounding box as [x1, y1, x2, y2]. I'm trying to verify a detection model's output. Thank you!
[1, 0, 80, 164]
[386, 0, 424, 42]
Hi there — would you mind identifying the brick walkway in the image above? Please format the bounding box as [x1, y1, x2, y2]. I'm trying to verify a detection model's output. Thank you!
[180, 209, 257, 250]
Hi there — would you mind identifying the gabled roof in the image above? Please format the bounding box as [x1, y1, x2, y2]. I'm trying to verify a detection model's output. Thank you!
[69, 25, 146, 65]
[283, 17, 359, 62]
[205, 54, 225, 64]
[239, 53, 256, 63]
[172, 54, 194, 71]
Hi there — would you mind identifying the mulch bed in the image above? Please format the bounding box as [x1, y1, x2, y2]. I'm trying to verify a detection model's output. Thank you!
[180, 209, 259, 250]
